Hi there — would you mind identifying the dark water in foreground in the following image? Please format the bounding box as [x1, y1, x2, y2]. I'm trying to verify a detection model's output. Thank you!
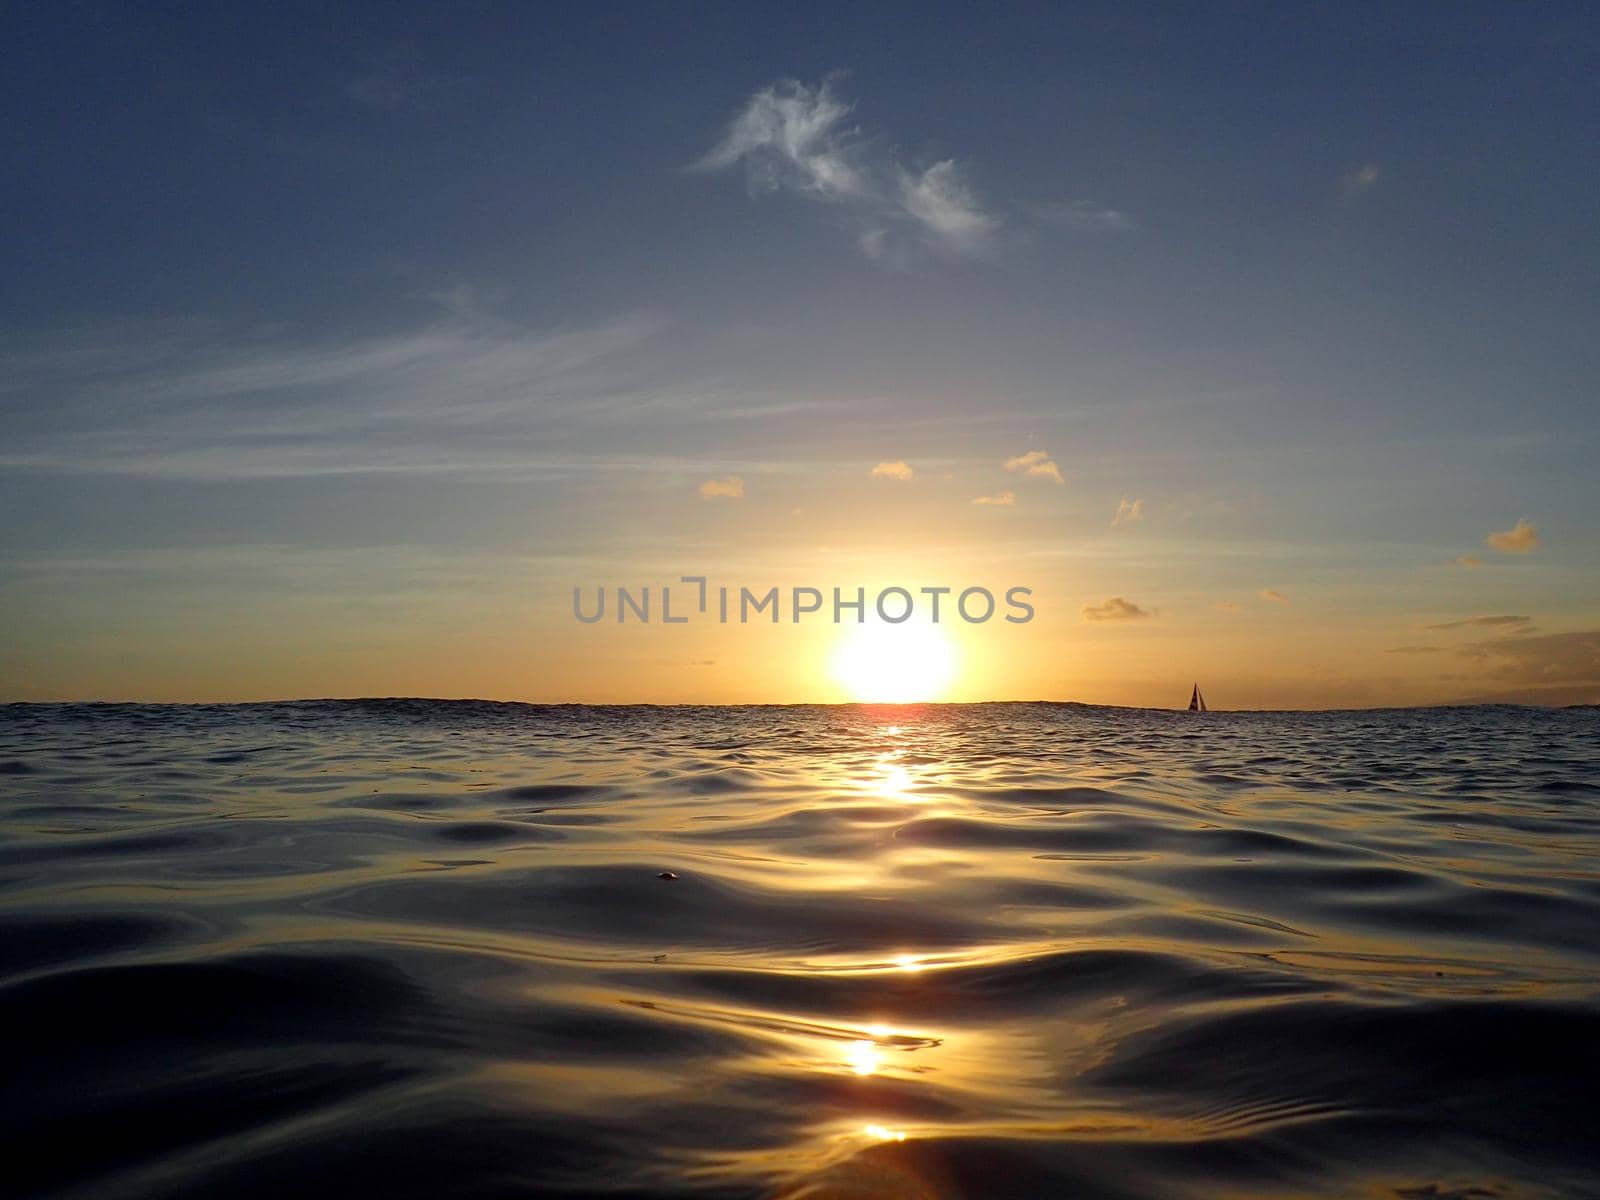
[2, 702, 1599, 1199]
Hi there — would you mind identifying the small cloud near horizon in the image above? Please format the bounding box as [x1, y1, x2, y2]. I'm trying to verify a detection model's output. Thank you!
[1453, 554, 1483, 568]
[1005, 449, 1064, 484]
[1214, 601, 1243, 613]
[1111, 497, 1144, 527]
[1083, 596, 1151, 622]
[1387, 645, 1444, 655]
[972, 490, 1015, 506]
[870, 460, 914, 481]
[1427, 614, 1531, 631]
[1457, 628, 1600, 687]
[698, 476, 745, 500]
[1486, 519, 1539, 554]
[1260, 589, 1288, 604]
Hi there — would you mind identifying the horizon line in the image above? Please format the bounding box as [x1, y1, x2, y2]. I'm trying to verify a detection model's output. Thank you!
[3, 695, 1594, 714]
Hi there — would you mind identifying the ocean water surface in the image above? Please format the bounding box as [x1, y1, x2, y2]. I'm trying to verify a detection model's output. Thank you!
[2, 701, 1598, 1199]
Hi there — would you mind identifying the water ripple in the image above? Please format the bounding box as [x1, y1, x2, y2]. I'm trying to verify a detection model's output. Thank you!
[1, 700, 1597, 1198]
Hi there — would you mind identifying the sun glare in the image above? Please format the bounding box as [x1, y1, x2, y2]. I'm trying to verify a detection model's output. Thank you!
[831, 623, 956, 703]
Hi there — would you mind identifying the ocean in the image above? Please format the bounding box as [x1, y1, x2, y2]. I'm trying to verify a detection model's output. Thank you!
[2, 700, 1597, 1199]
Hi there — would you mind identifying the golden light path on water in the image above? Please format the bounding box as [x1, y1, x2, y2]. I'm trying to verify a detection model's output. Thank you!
[684, 721, 1289, 1194]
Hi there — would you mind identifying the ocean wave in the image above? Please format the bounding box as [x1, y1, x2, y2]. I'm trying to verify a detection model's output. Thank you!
[2, 702, 1597, 1197]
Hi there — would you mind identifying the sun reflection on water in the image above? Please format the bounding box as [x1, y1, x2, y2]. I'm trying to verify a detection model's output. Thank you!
[845, 1039, 883, 1076]
[868, 751, 916, 797]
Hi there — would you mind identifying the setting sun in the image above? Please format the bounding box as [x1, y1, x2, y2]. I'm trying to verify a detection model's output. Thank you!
[831, 623, 957, 702]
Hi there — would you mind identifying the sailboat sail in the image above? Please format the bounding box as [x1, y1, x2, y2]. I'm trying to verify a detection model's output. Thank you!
[1188, 684, 1200, 712]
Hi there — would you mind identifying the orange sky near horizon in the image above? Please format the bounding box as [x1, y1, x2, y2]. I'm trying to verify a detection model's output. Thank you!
[6, 519, 1593, 709]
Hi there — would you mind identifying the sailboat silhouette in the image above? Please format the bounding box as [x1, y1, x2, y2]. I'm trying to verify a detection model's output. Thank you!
[1188, 683, 1207, 713]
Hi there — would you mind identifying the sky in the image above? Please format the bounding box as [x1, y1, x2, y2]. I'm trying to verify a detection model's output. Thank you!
[2, 2, 1597, 707]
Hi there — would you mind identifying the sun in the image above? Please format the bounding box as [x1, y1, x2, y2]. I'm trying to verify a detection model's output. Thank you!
[831, 622, 957, 703]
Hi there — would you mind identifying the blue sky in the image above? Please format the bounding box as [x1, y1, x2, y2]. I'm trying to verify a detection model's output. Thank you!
[2, 2, 1597, 704]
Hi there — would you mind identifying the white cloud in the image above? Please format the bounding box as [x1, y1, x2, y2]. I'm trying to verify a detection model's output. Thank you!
[1083, 596, 1150, 622]
[1486, 519, 1539, 554]
[701, 79, 1142, 261]
[1111, 497, 1144, 527]
[698, 476, 745, 500]
[1004, 449, 1064, 484]
[698, 79, 865, 199]
[972, 490, 1015, 506]
[897, 161, 997, 255]
[870, 460, 914, 481]
[700, 78, 997, 260]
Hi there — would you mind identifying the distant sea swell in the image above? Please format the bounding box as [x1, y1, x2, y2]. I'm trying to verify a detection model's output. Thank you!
[2, 700, 1598, 1198]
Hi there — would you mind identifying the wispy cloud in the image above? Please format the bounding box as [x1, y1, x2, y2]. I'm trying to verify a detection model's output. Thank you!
[870, 460, 914, 481]
[1453, 554, 1483, 568]
[972, 490, 1016, 507]
[1031, 199, 1134, 232]
[1387, 645, 1443, 654]
[896, 161, 997, 255]
[1111, 497, 1144, 527]
[1004, 449, 1064, 484]
[698, 78, 865, 199]
[700, 78, 997, 260]
[698, 476, 745, 500]
[1427, 614, 1531, 631]
[0, 315, 757, 480]
[341, 48, 465, 114]
[699, 78, 1138, 262]
[1486, 519, 1539, 554]
[1458, 628, 1600, 686]
[1260, 589, 1289, 604]
[1083, 596, 1151, 622]
[1214, 601, 1243, 613]
[1342, 163, 1380, 198]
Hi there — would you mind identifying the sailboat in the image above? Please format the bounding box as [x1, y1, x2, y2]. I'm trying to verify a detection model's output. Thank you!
[1187, 683, 1207, 713]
